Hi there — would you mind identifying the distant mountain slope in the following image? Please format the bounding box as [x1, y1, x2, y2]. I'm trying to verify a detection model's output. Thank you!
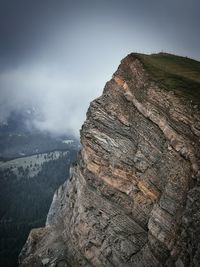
[0, 110, 79, 267]
[0, 110, 78, 160]
[0, 149, 77, 267]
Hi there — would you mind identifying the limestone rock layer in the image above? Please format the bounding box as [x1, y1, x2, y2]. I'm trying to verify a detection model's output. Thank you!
[19, 53, 200, 267]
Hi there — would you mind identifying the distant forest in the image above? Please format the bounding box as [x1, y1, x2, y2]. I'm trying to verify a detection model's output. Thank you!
[0, 149, 77, 267]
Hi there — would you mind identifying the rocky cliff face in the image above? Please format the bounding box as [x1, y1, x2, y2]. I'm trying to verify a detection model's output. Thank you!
[19, 53, 200, 267]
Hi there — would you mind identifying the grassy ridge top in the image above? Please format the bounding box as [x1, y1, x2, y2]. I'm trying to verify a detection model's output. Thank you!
[133, 52, 200, 103]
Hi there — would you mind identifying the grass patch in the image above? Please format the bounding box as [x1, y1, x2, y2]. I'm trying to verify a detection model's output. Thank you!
[133, 52, 200, 103]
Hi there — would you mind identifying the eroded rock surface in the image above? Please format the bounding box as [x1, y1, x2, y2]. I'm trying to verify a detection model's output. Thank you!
[19, 54, 200, 267]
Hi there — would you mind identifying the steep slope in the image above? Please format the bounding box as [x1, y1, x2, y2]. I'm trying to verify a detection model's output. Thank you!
[19, 53, 200, 267]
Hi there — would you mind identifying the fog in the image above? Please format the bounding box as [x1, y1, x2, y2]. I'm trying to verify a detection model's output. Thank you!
[0, 0, 199, 136]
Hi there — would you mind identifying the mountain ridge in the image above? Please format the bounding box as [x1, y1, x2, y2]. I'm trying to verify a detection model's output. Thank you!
[19, 53, 200, 267]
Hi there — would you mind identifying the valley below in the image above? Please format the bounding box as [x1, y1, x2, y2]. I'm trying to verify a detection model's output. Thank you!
[0, 113, 79, 267]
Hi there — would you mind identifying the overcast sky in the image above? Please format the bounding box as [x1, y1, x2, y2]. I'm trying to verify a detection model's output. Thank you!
[0, 0, 199, 136]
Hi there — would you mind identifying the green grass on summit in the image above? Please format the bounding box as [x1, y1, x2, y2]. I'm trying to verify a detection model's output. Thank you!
[134, 52, 200, 103]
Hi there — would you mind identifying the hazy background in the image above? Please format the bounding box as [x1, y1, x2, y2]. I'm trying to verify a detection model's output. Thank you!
[0, 0, 199, 136]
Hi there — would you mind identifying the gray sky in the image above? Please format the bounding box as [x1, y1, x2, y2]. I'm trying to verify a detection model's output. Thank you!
[0, 0, 199, 136]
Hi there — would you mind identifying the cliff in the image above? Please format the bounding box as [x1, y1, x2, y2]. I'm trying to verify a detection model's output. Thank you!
[19, 53, 200, 267]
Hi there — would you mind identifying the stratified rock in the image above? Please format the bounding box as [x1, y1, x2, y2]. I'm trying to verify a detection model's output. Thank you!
[19, 53, 200, 267]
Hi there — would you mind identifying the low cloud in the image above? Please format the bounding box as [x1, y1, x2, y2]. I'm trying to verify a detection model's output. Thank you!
[0, 0, 199, 137]
[0, 62, 107, 136]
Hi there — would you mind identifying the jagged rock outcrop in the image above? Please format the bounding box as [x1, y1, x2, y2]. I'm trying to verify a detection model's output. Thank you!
[19, 53, 200, 267]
